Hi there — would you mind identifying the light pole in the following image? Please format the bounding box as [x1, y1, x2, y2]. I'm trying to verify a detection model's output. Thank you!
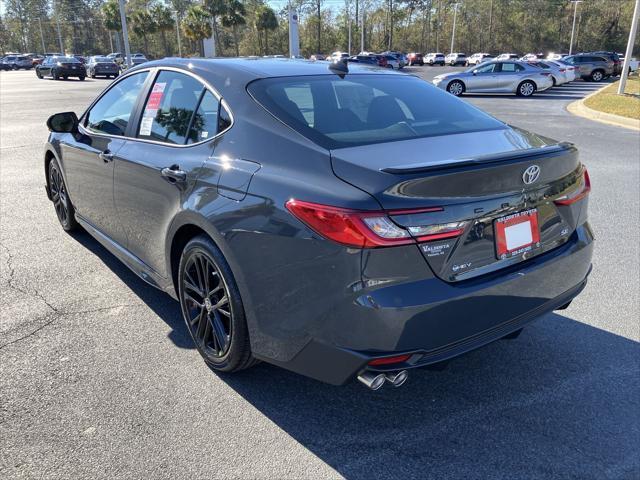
[618, 0, 640, 95]
[450, 3, 460, 54]
[569, 0, 582, 55]
[118, 0, 132, 67]
[175, 10, 182, 57]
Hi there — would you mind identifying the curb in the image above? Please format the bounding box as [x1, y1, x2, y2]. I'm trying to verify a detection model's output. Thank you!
[566, 82, 640, 131]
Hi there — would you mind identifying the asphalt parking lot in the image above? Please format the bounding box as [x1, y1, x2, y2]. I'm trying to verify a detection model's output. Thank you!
[1, 68, 638, 479]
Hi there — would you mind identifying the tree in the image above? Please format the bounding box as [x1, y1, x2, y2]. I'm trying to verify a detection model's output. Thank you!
[152, 4, 175, 56]
[222, 0, 247, 57]
[130, 9, 157, 55]
[182, 5, 212, 56]
[255, 5, 278, 55]
[103, 0, 122, 53]
[203, 0, 226, 55]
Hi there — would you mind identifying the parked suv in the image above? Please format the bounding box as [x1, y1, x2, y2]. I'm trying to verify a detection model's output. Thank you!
[589, 51, 622, 76]
[2, 55, 32, 69]
[425, 52, 445, 66]
[563, 54, 614, 82]
[407, 52, 424, 65]
[445, 53, 467, 66]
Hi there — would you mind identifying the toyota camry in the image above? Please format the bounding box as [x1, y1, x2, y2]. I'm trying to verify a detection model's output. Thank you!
[44, 58, 593, 389]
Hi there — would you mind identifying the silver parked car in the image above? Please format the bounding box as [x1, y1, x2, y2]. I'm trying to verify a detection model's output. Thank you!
[562, 54, 614, 82]
[433, 61, 554, 97]
[528, 60, 571, 86]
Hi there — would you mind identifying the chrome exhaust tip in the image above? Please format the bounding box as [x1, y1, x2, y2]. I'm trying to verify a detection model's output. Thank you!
[385, 370, 409, 387]
[357, 371, 386, 390]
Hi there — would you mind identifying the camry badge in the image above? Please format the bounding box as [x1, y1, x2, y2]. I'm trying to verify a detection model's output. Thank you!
[522, 165, 541, 185]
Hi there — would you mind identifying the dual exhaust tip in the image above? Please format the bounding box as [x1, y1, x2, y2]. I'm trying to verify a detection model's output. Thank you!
[357, 370, 408, 390]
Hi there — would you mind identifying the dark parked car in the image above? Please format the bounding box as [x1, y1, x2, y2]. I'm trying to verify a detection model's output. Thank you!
[43, 59, 593, 389]
[36, 55, 85, 80]
[86, 56, 120, 78]
[347, 54, 388, 67]
[407, 52, 424, 66]
[72, 54, 87, 64]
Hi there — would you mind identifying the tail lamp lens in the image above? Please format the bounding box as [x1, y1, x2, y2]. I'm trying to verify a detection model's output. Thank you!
[554, 168, 591, 206]
[285, 200, 466, 248]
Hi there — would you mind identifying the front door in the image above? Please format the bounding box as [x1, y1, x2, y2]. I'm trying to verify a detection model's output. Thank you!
[64, 70, 150, 242]
[114, 69, 228, 277]
[467, 62, 499, 92]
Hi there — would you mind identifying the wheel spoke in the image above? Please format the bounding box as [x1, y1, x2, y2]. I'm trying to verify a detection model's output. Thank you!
[213, 295, 228, 310]
[210, 311, 229, 352]
[184, 278, 204, 299]
[184, 292, 203, 309]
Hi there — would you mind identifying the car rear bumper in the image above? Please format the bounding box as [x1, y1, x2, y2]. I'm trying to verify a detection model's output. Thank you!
[262, 223, 594, 385]
[58, 68, 84, 76]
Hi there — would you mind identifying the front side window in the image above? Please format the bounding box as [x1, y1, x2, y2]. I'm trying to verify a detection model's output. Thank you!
[85, 71, 148, 136]
[499, 63, 524, 72]
[137, 70, 204, 144]
[248, 75, 505, 149]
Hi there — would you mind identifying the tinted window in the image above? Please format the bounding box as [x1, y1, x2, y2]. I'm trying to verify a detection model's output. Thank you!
[86, 72, 148, 136]
[218, 103, 232, 132]
[187, 90, 219, 144]
[248, 75, 505, 149]
[137, 70, 204, 144]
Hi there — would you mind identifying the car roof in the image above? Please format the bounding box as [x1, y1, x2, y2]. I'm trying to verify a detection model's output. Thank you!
[130, 57, 400, 82]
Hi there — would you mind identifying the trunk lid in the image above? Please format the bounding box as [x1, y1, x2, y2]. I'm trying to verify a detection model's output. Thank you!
[330, 127, 586, 282]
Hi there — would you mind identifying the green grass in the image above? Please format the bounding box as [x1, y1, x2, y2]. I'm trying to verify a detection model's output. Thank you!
[583, 75, 640, 120]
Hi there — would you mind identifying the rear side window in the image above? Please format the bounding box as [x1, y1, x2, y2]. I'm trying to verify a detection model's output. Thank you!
[86, 71, 148, 136]
[138, 70, 204, 144]
[187, 91, 219, 144]
[248, 75, 505, 149]
[500, 63, 524, 72]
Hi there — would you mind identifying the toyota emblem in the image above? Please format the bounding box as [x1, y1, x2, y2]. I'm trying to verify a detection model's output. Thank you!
[522, 165, 541, 185]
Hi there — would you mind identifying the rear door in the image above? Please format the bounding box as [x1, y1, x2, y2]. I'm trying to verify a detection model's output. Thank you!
[113, 69, 229, 277]
[494, 62, 524, 90]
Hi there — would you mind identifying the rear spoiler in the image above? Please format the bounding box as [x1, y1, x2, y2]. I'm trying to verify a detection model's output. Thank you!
[381, 142, 576, 175]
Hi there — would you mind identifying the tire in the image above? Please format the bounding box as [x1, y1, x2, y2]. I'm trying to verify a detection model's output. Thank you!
[36, 69, 43, 79]
[79, 76, 85, 81]
[447, 80, 465, 96]
[551, 76, 557, 87]
[517, 80, 536, 97]
[590, 69, 604, 82]
[63, 75, 68, 80]
[178, 235, 257, 373]
[48, 158, 78, 232]
[90, 70, 96, 78]
[52, 69, 59, 80]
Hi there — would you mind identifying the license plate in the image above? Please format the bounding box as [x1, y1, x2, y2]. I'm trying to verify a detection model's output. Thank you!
[494, 208, 540, 259]
[71, 66, 76, 69]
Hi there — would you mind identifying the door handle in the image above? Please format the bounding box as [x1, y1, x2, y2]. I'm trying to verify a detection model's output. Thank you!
[161, 165, 187, 183]
[99, 150, 114, 163]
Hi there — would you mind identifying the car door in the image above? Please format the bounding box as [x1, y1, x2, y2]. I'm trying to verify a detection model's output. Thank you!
[40, 57, 52, 76]
[63, 70, 150, 243]
[113, 69, 231, 277]
[467, 62, 499, 92]
[494, 62, 523, 91]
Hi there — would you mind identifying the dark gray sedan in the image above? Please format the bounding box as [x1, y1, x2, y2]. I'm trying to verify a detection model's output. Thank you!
[43, 59, 593, 389]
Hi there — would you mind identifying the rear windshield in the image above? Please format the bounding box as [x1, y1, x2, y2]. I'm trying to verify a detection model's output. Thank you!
[93, 57, 111, 62]
[56, 57, 80, 63]
[248, 74, 505, 149]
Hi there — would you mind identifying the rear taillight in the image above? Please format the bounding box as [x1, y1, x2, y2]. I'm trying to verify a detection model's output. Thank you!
[540, 72, 552, 76]
[559, 68, 566, 72]
[554, 168, 591, 206]
[285, 200, 467, 248]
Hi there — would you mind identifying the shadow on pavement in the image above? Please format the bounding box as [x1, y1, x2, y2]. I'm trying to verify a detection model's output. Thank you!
[216, 314, 639, 479]
[70, 229, 192, 349]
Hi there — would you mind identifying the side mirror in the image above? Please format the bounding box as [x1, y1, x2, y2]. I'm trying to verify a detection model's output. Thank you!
[47, 111, 78, 133]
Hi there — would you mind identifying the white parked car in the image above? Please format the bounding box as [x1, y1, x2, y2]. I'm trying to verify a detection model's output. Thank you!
[546, 52, 569, 61]
[547, 59, 577, 82]
[496, 53, 520, 61]
[618, 55, 639, 74]
[527, 60, 571, 86]
[467, 53, 494, 66]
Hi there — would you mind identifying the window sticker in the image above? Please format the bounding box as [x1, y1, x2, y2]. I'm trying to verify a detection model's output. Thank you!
[139, 116, 154, 136]
[144, 82, 166, 114]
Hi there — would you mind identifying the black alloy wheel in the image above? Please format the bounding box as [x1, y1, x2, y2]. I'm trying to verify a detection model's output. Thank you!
[48, 159, 78, 231]
[178, 236, 256, 372]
